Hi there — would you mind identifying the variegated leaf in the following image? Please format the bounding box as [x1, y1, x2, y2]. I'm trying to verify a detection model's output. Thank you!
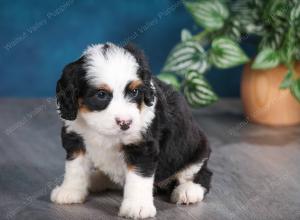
[184, 0, 229, 30]
[290, 78, 300, 102]
[183, 70, 218, 107]
[231, 0, 265, 34]
[259, 30, 284, 50]
[162, 41, 209, 75]
[290, 2, 300, 23]
[181, 29, 192, 42]
[157, 73, 181, 91]
[252, 48, 280, 70]
[280, 70, 293, 89]
[210, 37, 249, 69]
[222, 20, 242, 42]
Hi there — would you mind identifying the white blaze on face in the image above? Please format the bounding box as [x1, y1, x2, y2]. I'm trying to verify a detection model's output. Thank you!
[83, 43, 139, 89]
[79, 43, 155, 143]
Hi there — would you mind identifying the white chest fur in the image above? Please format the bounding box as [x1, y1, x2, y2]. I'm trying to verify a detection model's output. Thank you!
[85, 135, 127, 185]
[65, 119, 128, 186]
[63, 95, 156, 187]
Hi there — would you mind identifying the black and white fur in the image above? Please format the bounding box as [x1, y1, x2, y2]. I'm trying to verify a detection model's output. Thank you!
[51, 43, 212, 219]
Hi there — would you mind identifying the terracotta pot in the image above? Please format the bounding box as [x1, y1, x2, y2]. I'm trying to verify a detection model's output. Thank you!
[241, 63, 300, 126]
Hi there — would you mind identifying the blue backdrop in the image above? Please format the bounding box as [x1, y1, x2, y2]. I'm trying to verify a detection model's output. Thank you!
[0, 0, 256, 97]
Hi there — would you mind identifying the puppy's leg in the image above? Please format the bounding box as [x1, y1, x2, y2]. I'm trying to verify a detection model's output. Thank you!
[51, 153, 90, 204]
[193, 162, 213, 193]
[119, 143, 158, 219]
[171, 161, 212, 205]
[89, 169, 120, 193]
[119, 170, 156, 219]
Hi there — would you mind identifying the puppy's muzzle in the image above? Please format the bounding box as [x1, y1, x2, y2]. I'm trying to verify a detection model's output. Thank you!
[115, 118, 132, 131]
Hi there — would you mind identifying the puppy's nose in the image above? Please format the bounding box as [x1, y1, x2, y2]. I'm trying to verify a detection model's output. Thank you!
[115, 117, 132, 131]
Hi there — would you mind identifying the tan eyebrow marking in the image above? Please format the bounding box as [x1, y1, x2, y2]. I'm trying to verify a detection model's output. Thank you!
[98, 83, 112, 92]
[128, 80, 143, 90]
[78, 84, 112, 113]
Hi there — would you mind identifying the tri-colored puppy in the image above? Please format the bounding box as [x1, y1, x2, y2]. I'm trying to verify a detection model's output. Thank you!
[51, 43, 212, 219]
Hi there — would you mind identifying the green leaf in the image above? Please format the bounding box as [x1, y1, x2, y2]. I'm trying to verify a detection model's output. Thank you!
[252, 48, 280, 70]
[223, 22, 241, 42]
[280, 70, 293, 89]
[181, 29, 192, 42]
[231, 1, 264, 34]
[210, 37, 249, 69]
[280, 27, 297, 65]
[266, 0, 289, 28]
[290, 2, 300, 23]
[162, 41, 209, 75]
[259, 29, 285, 51]
[184, 0, 229, 30]
[157, 73, 181, 91]
[183, 70, 218, 107]
[290, 79, 300, 102]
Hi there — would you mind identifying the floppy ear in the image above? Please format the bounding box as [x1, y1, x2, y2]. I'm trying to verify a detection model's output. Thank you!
[124, 43, 155, 106]
[56, 57, 84, 120]
[142, 71, 155, 107]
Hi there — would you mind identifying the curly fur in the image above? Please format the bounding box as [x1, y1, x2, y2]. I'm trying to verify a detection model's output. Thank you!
[52, 42, 212, 219]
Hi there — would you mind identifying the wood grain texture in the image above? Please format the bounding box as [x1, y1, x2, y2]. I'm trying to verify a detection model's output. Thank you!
[241, 63, 300, 126]
[0, 98, 299, 220]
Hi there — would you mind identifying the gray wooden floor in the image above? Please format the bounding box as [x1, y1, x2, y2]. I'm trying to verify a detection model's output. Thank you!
[0, 98, 299, 220]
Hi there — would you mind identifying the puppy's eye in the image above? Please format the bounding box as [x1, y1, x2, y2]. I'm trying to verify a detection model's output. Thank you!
[96, 90, 109, 100]
[129, 89, 139, 98]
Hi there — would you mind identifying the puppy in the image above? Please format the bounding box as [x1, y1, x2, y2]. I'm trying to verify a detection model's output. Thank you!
[51, 43, 212, 219]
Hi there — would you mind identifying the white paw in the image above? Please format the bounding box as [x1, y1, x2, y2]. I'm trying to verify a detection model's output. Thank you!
[50, 185, 87, 204]
[119, 199, 156, 219]
[171, 182, 205, 205]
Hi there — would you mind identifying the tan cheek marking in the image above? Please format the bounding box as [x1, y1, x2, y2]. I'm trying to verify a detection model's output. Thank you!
[127, 164, 136, 171]
[138, 101, 145, 112]
[79, 105, 91, 113]
[68, 148, 86, 160]
[78, 98, 91, 113]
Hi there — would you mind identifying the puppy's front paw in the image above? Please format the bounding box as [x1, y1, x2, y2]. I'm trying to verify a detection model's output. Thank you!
[50, 186, 87, 204]
[119, 199, 156, 219]
[171, 182, 205, 205]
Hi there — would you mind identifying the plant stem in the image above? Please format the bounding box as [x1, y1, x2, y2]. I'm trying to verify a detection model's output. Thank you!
[192, 30, 211, 44]
[288, 61, 296, 78]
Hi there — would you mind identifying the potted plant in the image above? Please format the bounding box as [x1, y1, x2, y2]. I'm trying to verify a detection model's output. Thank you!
[158, 0, 300, 126]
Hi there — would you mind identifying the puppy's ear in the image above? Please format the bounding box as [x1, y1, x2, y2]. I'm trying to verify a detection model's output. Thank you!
[56, 57, 84, 120]
[124, 43, 155, 106]
[142, 72, 155, 107]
